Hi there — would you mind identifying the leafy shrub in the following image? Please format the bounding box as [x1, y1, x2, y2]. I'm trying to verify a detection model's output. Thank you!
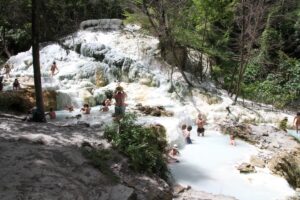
[81, 147, 119, 183]
[104, 113, 169, 180]
[105, 89, 114, 99]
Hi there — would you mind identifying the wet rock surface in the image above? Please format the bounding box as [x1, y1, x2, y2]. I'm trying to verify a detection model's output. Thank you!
[221, 122, 300, 189]
[172, 185, 237, 200]
[237, 163, 256, 173]
[135, 103, 174, 117]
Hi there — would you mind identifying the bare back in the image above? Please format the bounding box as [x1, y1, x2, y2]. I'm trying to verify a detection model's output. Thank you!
[295, 116, 300, 125]
[196, 118, 205, 128]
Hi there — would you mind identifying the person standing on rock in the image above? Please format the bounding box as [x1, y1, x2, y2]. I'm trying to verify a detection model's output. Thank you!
[196, 113, 205, 136]
[294, 112, 300, 134]
[50, 61, 59, 76]
[113, 86, 127, 119]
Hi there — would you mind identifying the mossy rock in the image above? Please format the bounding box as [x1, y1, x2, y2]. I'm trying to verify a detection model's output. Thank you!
[95, 69, 108, 87]
[0, 89, 56, 113]
[206, 95, 222, 105]
[84, 96, 96, 107]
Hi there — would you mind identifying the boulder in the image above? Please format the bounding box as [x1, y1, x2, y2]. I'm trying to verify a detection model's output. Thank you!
[56, 91, 73, 110]
[268, 149, 300, 189]
[136, 104, 174, 117]
[43, 90, 57, 110]
[80, 19, 124, 30]
[0, 89, 56, 113]
[250, 155, 265, 168]
[220, 124, 257, 145]
[139, 78, 152, 86]
[103, 184, 136, 200]
[173, 184, 188, 195]
[237, 163, 256, 173]
[173, 187, 237, 200]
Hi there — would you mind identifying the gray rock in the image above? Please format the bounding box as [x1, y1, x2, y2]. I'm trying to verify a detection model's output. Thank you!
[173, 187, 237, 200]
[237, 163, 256, 173]
[250, 155, 265, 168]
[106, 184, 136, 200]
[80, 19, 124, 30]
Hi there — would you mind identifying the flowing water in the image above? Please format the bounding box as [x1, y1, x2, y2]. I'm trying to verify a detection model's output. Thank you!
[169, 129, 295, 200]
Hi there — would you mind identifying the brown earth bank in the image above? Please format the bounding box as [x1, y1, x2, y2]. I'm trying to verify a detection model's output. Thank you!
[0, 89, 56, 113]
[0, 114, 172, 200]
[220, 122, 300, 190]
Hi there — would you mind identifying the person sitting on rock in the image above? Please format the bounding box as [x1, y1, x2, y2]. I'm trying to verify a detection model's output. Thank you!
[13, 78, 21, 90]
[100, 98, 112, 112]
[294, 112, 300, 134]
[81, 104, 91, 114]
[22, 107, 37, 122]
[167, 144, 180, 163]
[45, 108, 56, 120]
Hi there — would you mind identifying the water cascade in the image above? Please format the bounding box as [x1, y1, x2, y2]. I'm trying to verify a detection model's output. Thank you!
[7, 24, 297, 200]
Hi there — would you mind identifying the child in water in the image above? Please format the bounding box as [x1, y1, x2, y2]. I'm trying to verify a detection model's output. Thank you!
[183, 125, 192, 144]
[81, 104, 91, 114]
[100, 98, 112, 112]
[45, 108, 56, 120]
[229, 130, 236, 146]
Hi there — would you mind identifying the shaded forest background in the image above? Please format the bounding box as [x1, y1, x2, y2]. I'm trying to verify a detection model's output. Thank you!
[1, 0, 299, 109]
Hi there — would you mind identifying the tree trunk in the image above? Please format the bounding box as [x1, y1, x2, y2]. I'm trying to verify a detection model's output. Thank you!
[32, 0, 46, 122]
[234, 0, 245, 103]
[1, 27, 12, 58]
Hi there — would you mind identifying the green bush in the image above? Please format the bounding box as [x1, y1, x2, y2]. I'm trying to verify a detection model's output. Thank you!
[104, 113, 169, 180]
[81, 147, 119, 183]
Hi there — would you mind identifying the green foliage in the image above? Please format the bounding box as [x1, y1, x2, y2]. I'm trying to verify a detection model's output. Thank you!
[104, 113, 169, 180]
[278, 118, 288, 131]
[104, 89, 114, 99]
[243, 52, 300, 108]
[123, 11, 152, 33]
[0, 0, 125, 57]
